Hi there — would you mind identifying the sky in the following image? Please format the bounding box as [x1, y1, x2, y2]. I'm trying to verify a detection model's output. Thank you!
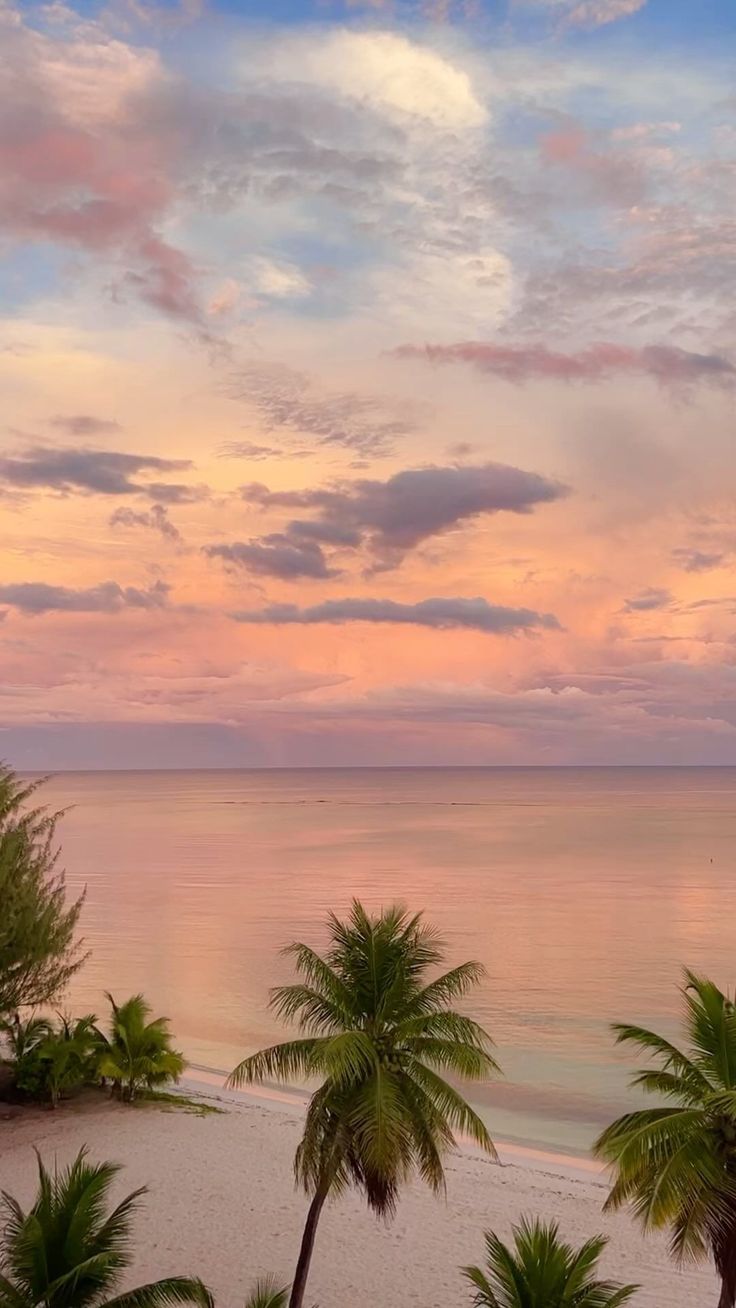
[1, 0, 735, 768]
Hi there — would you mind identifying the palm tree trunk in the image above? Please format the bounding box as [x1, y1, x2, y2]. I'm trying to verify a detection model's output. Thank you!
[719, 1277, 735, 1308]
[716, 1223, 736, 1308]
[288, 1182, 329, 1308]
[719, 1271, 736, 1308]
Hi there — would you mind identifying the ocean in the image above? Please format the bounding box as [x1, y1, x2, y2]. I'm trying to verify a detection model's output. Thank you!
[42, 766, 736, 1156]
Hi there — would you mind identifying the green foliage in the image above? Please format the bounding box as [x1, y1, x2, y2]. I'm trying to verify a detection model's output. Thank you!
[243, 1280, 289, 1308]
[594, 970, 736, 1303]
[98, 994, 185, 1102]
[0, 1148, 213, 1308]
[231, 901, 498, 1211]
[463, 1218, 638, 1308]
[0, 765, 87, 1016]
[0, 1011, 53, 1061]
[138, 1089, 222, 1116]
[2, 1011, 101, 1106]
[230, 901, 497, 1308]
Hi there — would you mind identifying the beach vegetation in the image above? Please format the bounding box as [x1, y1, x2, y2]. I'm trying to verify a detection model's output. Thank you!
[0, 766, 86, 1017]
[0, 1148, 213, 1308]
[1, 1011, 101, 1107]
[243, 1280, 289, 1308]
[229, 900, 498, 1308]
[0, 1011, 54, 1063]
[137, 1088, 223, 1115]
[595, 969, 736, 1308]
[97, 993, 186, 1102]
[463, 1217, 638, 1307]
[17, 1012, 99, 1107]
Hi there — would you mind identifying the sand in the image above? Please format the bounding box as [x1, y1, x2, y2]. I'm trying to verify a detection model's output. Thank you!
[0, 1080, 717, 1307]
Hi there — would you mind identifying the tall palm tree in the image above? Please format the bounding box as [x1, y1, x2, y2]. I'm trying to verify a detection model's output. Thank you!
[229, 901, 498, 1308]
[98, 994, 185, 1102]
[463, 1218, 638, 1307]
[594, 969, 736, 1308]
[0, 1148, 213, 1308]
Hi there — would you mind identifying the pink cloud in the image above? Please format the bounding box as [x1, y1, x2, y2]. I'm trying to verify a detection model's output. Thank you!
[0, 6, 200, 320]
[562, 0, 647, 29]
[540, 124, 645, 205]
[392, 341, 736, 389]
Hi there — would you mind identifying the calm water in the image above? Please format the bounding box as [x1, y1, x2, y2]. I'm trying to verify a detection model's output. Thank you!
[43, 767, 736, 1156]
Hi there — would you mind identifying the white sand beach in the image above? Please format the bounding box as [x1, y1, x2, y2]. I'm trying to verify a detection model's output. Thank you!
[0, 1080, 717, 1307]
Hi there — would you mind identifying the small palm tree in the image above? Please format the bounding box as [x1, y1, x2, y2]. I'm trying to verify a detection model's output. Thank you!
[243, 1281, 288, 1308]
[0, 1012, 53, 1062]
[0, 1147, 213, 1308]
[229, 901, 498, 1308]
[44, 1013, 101, 1107]
[463, 1218, 638, 1307]
[595, 970, 736, 1308]
[98, 994, 185, 1102]
[2, 1011, 99, 1105]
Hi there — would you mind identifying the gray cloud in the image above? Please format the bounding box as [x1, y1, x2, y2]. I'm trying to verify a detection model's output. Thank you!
[50, 415, 123, 436]
[0, 446, 191, 496]
[242, 461, 567, 567]
[205, 534, 338, 579]
[288, 518, 363, 547]
[623, 587, 673, 612]
[232, 596, 561, 633]
[672, 547, 725, 573]
[217, 439, 286, 460]
[110, 503, 182, 542]
[230, 362, 421, 459]
[0, 580, 170, 614]
[144, 481, 210, 504]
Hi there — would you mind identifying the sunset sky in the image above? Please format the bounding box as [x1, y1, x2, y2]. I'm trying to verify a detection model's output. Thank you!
[1, 0, 735, 767]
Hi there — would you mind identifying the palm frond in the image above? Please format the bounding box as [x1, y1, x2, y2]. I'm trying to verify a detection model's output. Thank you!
[227, 1038, 324, 1088]
[243, 1277, 289, 1308]
[404, 1036, 498, 1081]
[102, 1277, 213, 1308]
[464, 1219, 638, 1308]
[269, 985, 345, 1036]
[408, 1061, 497, 1157]
[406, 962, 487, 1015]
[611, 1023, 711, 1090]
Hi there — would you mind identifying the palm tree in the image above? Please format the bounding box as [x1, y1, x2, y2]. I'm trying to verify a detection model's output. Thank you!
[98, 994, 185, 1102]
[0, 1148, 213, 1308]
[1, 1011, 98, 1105]
[43, 1013, 101, 1107]
[463, 1218, 638, 1307]
[0, 1012, 53, 1062]
[229, 900, 498, 1308]
[594, 969, 736, 1308]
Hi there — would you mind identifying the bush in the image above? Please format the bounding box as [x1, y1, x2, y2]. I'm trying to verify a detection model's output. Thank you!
[0, 766, 86, 1017]
[2, 1011, 100, 1107]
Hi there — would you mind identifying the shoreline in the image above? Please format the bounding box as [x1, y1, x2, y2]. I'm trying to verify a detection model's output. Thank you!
[181, 1068, 606, 1183]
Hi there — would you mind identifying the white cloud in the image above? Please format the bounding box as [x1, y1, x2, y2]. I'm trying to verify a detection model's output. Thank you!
[252, 257, 312, 300]
[0, 5, 163, 128]
[254, 29, 487, 129]
[366, 246, 512, 336]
